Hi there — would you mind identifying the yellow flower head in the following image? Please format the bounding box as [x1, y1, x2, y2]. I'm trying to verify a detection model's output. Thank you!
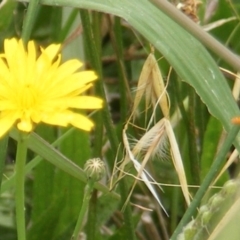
[0, 38, 103, 137]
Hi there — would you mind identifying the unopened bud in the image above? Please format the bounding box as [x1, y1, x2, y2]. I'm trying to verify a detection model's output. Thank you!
[84, 158, 106, 181]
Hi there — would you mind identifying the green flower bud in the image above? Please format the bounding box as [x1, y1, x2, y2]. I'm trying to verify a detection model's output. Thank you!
[84, 158, 106, 182]
[209, 194, 223, 211]
[201, 211, 212, 226]
[177, 220, 196, 240]
[222, 179, 238, 196]
[198, 205, 208, 215]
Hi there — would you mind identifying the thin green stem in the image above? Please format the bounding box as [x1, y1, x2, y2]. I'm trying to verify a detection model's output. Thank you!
[149, 0, 240, 71]
[15, 133, 29, 240]
[170, 186, 180, 233]
[111, 16, 131, 125]
[86, 189, 98, 240]
[72, 180, 95, 240]
[79, 10, 108, 163]
[60, 9, 78, 42]
[170, 125, 240, 240]
[50, 7, 62, 42]
[21, 0, 40, 43]
[91, 12, 104, 158]
[111, 17, 136, 240]
[83, 11, 103, 240]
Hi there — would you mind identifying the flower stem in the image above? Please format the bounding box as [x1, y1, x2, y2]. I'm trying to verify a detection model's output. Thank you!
[15, 132, 29, 240]
[72, 180, 95, 240]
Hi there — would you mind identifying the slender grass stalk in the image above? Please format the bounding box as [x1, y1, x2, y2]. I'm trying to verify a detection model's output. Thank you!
[111, 16, 131, 125]
[149, 0, 240, 71]
[79, 10, 136, 240]
[72, 180, 95, 240]
[90, 11, 104, 158]
[60, 9, 78, 42]
[92, 12, 102, 52]
[21, 0, 40, 43]
[111, 17, 136, 240]
[83, 11, 103, 240]
[15, 132, 29, 240]
[86, 189, 98, 240]
[170, 125, 240, 240]
[51, 7, 62, 42]
[170, 186, 180, 233]
[79, 10, 114, 165]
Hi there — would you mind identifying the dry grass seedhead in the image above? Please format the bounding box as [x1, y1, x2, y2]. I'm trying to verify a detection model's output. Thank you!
[132, 53, 169, 120]
[111, 51, 190, 215]
[133, 119, 169, 160]
[177, 0, 201, 23]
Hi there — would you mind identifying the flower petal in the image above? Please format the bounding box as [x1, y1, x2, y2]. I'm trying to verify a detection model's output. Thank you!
[70, 113, 94, 131]
[26, 41, 37, 83]
[68, 96, 103, 109]
[43, 71, 97, 99]
[4, 39, 27, 84]
[36, 44, 61, 74]
[41, 111, 73, 127]
[0, 58, 10, 79]
[40, 44, 61, 62]
[56, 59, 83, 77]
[4, 38, 18, 65]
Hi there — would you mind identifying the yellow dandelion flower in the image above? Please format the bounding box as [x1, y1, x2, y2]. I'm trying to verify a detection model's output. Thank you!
[0, 38, 103, 137]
